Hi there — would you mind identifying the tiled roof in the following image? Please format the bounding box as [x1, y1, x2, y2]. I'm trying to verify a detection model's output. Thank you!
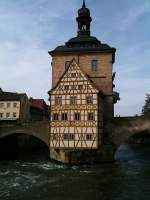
[29, 98, 48, 110]
[0, 89, 26, 101]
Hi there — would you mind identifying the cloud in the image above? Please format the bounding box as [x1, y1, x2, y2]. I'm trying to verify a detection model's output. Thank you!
[0, 0, 79, 103]
[0, 0, 150, 116]
[116, 2, 150, 31]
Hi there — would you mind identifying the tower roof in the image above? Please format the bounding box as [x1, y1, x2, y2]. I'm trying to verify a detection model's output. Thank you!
[49, 1, 116, 63]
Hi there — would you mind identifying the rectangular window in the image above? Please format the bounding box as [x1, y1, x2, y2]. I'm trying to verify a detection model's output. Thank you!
[61, 113, 68, 121]
[74, 113, 81, 121]
[13, 103, 17, 108]
[86, 134, 93, 141]
[88, 112, 95, 121]
[7, 103, 10, 108]
[70, 96, 77, 105]
[64, 85, 69, 90]
[53, 113, 59, 121]
[91, 60, 98, 71]
[13, 112, 17, 118]
[55, 97, 62, 105]
[6, 113, 10, 118]
[64, 133, 74, 140]
[86, 96, 93, 104]
[0, 113, 3, 118]
[78, 85, 83, 90]
[65, 61, 70, 69]
[0, 103, 4, 108]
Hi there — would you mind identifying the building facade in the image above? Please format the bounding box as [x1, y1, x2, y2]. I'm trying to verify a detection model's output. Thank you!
[29, 98, 49, 121]
[0, 88, 30, 122]
[48, 1, 119, 162]
[49, 59, 104, 149]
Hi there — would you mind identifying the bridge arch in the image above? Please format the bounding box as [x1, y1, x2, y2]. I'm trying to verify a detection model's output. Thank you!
[127, 129, 150, 144]
[113, 117, 150, 145]
[0, 129, 49, 148]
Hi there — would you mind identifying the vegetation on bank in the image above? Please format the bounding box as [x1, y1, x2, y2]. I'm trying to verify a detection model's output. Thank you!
[142, 94, 150, 117]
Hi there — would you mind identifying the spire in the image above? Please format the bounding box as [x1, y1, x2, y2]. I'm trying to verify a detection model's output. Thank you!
[82, 0, 86, 8]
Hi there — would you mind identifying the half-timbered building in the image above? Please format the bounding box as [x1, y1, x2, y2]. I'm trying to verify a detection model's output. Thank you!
[49, 59, 104, 149]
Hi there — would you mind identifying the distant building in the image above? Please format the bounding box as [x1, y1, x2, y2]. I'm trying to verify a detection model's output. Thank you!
[29, 98, 49, 121]
[0, 88, 30, 122]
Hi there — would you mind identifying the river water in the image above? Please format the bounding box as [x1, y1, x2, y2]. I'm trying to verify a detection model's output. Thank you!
[0, 144, 150, 200]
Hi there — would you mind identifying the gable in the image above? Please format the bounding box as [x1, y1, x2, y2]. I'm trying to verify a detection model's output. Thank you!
[50, 58, 99, 95]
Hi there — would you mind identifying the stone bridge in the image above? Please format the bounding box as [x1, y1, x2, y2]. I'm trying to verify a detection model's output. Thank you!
[0, 121, 49, 147]
[0, 116, 150, 150]
[113, 116, 150, 145]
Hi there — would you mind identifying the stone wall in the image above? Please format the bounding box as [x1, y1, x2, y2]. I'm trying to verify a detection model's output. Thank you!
[52, 53, 113, 95]
[112, 116, 150, 145]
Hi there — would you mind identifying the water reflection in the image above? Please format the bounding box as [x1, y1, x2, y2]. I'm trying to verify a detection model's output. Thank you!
[0, 144, 150, 200]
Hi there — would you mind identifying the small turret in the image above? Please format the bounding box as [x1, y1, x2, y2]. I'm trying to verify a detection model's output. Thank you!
[76, 0, 92, 36]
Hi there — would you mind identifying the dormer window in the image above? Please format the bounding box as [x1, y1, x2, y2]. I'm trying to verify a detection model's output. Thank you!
[91, 60, 98, 71]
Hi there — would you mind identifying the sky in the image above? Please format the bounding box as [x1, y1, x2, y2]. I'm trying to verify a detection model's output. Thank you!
[0, 0, 150, 116]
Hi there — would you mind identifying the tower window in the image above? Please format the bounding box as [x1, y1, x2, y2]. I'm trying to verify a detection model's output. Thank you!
[88, 112, 95, 121]
[61, 113, 68, 121]
[53, 113, 59, 121]
[70, 96, 77, 105]
[55, 97, 62, 105]
[65, 61, 70, 69]
[74, 113, 81, 121]
[91, 60, 98, 71]
[86, 96, 93, 104]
